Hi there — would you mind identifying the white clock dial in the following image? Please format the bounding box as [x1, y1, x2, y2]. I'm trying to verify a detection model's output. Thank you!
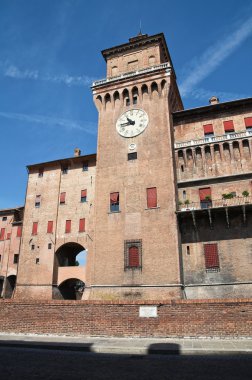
[116, 109, 148, 138]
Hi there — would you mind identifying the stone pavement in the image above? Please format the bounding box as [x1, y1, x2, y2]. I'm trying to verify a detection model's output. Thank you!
[0, 333, 251, 355]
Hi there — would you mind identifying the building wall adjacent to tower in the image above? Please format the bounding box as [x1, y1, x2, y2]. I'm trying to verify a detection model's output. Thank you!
[173, 98, 252, 299]
[0, 207, 23, 298]
[15, 154, 96, 300]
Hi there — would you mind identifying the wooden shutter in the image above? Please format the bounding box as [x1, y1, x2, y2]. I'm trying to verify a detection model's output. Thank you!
[245, 117, 252, 128]
[79, 218, 85, 232]
[47, 221, 53, 234]
[65, 220, 71, 233]
[0, 228, 5, 240]
[204, 243, 219, 269]
[203, 124, 213, 134]
[17, 226, 22, 237]
[147, 187, 157, 208]
[223, 120, 234, 132]
[110, 192, 119, 204]
[129, 246, 139, 267]
[32, 222, 38, 235]
[60, 192, 66, 203]
[199, 187, 211, 201]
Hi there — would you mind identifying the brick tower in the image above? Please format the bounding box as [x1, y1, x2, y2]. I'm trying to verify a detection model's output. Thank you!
[91, 33, 183, 300]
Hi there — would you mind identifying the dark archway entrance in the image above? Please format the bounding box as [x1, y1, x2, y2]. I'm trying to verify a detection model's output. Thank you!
[58, 278, 85, 300]
[5, 275, 16, 299]
[55, 242, 86, 267]
[0, 276, 4, 298]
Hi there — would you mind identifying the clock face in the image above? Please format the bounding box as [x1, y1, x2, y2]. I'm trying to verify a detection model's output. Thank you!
[116, 109, 149, 138]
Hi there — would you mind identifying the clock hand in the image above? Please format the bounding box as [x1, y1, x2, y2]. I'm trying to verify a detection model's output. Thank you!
[126, 117, 135, 125]
[120, 122, 131, 127]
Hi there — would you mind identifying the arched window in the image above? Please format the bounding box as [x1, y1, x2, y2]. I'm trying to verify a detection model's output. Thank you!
[132, 86, 138, 105]
[123, 89, 130, 106]
[111, 66, 118, 76]
[149, 55, 156, 66]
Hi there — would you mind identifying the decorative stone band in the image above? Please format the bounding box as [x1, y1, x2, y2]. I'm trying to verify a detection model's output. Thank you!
[92, 62, 172, 88]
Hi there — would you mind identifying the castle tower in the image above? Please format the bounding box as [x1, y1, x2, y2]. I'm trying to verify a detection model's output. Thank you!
[91, 33, 183, 300]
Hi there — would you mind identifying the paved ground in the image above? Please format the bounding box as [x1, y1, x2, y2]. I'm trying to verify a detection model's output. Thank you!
[0, 333, 251, 355]
[0, 346, 252, 380]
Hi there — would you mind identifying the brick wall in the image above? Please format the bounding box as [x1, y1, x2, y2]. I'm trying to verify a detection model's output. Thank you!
[0, 298, 251, 338]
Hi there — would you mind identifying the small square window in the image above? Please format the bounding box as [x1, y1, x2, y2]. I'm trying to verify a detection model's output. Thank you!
[48, 243, 52, 249]
[31, 244, 35, 251]
[2, 216, 7, 221]
[62, 166, 68, 174]
[13, 254, 19, 264]
[36, 258, 39, 264]
[128, 152, 137, 160]
[38, 169, 44, 178]
[35, 202, 40, 208]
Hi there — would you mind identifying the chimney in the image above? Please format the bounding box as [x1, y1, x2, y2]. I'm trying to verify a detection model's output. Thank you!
[74, 148, 81, 157]
[209, 96, 219, 105]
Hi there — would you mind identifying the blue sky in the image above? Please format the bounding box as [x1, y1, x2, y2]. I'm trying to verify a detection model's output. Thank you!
[0, 0, 252, 209]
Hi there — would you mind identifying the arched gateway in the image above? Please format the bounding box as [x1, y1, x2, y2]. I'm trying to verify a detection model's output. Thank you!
[53, 242, 87, 300]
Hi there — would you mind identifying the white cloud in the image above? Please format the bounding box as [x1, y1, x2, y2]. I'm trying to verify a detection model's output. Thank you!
[180, 15, 252, 96]
[188, 87, 250, 103]
[1, 62, 95, 87]
[0, 111, 97, 135]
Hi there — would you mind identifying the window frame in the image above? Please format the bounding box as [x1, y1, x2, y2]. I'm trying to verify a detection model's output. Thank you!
[124, 239, 142, 270]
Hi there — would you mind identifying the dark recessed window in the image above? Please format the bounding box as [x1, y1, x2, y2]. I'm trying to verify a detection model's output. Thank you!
[48, 243, 52, 249]
[62, 166, 68, 174]
[36, 258, 39, 264]
[38, 168, 44, 178]
[82, 161, 89, 171]
[31, 244, 35, 251]
[128, 152, 137, 161]
[181, 165, 184, 172]
[2, 216, 7, 221]
[126, 98, 130, 106]
[133, 96, 137, 105]
[186, 246, 190, 255]
[35, 195, 41, 208]
[13, 254, 19, 264]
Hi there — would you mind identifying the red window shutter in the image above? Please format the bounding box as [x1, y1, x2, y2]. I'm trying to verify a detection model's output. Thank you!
[60, 192, 66, 203]
[110, 192, 119, 204]
[32, 222, 38, 235]
[204, 243, 219, 269]
[65, 220, 71, 233]
[223, 120, 234, 132]
[17, 226, 22, 237]
[7, 232, 11, 240]
[129, 246, 139, 267]
[81, 189, 87, 198]
[203, 124, 213, 134]
[245, 117, 252, 128]
[147, 187, 157, 208]
[79, 218, 85, 232]
[0, 228, 5, 240]
[47, 221, 53, 234]
[199, 187, 211, 201]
